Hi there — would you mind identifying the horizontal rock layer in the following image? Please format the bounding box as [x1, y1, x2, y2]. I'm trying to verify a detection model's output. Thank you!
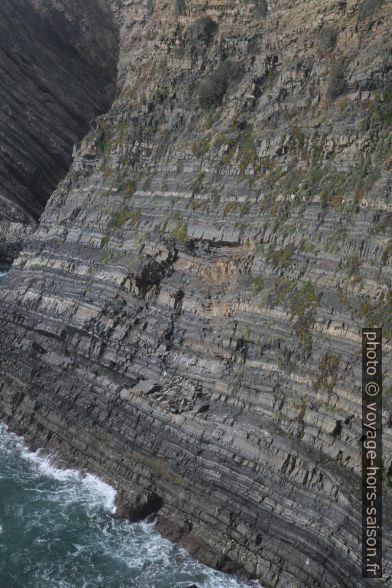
[0, 0, 391, 586]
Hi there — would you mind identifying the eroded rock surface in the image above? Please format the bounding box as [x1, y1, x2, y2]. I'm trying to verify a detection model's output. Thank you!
[0, 1, 391, 586]
[0, 0, 118, 260]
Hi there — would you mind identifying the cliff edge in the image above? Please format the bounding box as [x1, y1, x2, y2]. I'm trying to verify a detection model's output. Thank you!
[0, 1, 391, 586]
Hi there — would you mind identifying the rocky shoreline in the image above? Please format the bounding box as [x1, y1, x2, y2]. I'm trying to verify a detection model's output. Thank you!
[0, 1, 391, 586]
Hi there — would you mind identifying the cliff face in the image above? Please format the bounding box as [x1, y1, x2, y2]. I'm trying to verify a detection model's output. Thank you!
[0, 0, 391, 586]
[0, 0, 118, 261]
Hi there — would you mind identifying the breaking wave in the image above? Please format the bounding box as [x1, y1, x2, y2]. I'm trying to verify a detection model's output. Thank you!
[0, 424, 260, 588]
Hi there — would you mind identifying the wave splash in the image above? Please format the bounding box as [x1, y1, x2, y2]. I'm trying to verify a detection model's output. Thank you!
[0, 424, 259, 588]
[21, 445, 117, 513]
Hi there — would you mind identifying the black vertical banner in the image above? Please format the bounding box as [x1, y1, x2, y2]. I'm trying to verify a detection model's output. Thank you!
[362, 328, 382, 578]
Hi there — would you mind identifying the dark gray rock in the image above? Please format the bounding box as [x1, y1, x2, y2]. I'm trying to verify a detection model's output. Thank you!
[0, 1, 391, 588]
[0, 0, 118, 261]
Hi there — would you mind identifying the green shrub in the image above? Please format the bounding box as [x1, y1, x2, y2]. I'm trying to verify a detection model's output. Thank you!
[111, 210, 132, 227]
[238, 124, 257, 174]
[223, 201, 239, 216]
[290, 281, 319, 319]
[359, 291, 392, 341]
[123, 179, 136, 197]
[254, 0, 268, 17]
[381, 242, 392, 264]
[319, 26, 337, 51]
[172, 223, 188, 242]
[191, 136, 210, 157]
[100, 235, 109, 249]
[268, 245, 293, 269]
[268, 279, 318, 356]
[346, 254, 361, 276]
[327, 56, 348, 99]
[268, 278, 319, 318]
[131, 208, 142, 226]
[252, 276, 264, 294]
[358, 0, 383, 20]
[173, 0, 186, 15]
[189, 17, 218, 45]
[204, 107, 219, 129]
[198, 60, 243, 109]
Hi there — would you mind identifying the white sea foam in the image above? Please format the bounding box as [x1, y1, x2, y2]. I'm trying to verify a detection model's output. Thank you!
[82, 473, 117, 512]
[21, 448, 82, 481]
[0, 423, 117, 514]
[0, 423, 261, 587]
[20, 448, 117, 512]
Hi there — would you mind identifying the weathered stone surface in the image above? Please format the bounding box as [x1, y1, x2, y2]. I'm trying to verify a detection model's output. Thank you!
[0, 1, 391, 587]
[0, 0, 118, 261]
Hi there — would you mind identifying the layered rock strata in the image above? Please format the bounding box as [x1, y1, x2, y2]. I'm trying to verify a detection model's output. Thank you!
[0, 0, 118, 261]
[0, 0, 392, 587]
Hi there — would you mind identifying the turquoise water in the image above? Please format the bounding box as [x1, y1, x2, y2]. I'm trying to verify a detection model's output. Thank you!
[0, 424, 259, 588]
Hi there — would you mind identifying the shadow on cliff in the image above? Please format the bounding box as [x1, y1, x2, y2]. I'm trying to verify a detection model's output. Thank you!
[0, 0, 119, 262]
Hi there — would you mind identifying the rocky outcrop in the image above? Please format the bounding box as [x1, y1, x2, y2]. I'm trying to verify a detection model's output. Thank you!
[0, 0, 391, 587]
[0, 0, 118, 261]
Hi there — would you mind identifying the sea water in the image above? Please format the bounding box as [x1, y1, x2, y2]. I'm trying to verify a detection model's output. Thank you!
[0, 424, 259, 588]
[0, 269, 259, 588]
